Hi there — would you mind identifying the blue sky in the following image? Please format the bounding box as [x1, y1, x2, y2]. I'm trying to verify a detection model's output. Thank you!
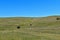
[0, 0, 60, 17]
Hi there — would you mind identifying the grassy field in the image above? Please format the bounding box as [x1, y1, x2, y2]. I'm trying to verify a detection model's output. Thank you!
[0, 16, 60, 40]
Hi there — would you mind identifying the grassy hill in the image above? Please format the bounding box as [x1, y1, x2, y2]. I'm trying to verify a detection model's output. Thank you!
[0, 16, 60, 40]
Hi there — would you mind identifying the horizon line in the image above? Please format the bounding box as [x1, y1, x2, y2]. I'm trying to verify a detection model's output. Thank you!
[0, 15, 60, 18]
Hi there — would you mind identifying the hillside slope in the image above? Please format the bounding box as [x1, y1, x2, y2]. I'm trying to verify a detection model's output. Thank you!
[0, 16, 60, 40]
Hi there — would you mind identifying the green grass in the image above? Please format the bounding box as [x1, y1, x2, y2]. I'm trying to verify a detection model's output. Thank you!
[0, 16, 60, 40]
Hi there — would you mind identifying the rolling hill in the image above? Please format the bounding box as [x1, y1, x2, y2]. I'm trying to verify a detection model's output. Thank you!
[0, 16, 60, 40]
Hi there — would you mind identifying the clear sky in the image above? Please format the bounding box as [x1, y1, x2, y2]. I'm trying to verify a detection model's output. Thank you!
[0, 0, 60, 17]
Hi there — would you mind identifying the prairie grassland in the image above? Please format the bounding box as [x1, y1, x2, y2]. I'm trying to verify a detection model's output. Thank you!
[0, 16, 60, 40]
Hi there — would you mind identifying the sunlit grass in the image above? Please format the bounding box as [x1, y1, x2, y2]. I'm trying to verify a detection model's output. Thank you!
[0, 16, 60, 40]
